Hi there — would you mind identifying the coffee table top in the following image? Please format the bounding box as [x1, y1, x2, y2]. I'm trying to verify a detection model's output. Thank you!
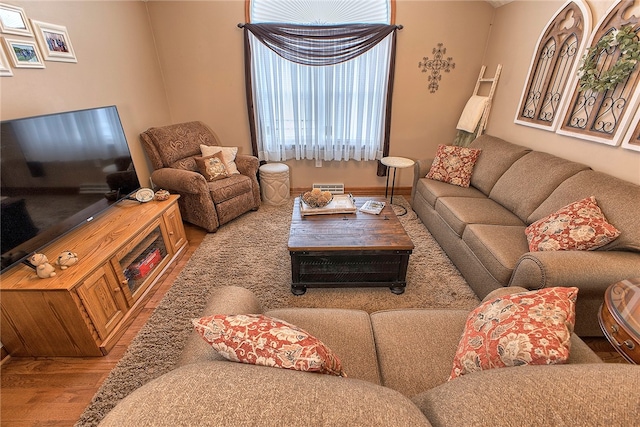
[288, 196, 414, 252]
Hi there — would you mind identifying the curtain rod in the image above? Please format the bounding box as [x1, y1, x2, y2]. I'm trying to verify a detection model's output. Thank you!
[238, 23, 403, 29]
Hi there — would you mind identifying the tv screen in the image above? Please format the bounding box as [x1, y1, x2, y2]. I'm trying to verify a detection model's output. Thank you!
[1, 105, 140, 272]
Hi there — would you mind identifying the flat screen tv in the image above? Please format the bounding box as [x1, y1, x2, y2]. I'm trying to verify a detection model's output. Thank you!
[1, 105, 140, 272]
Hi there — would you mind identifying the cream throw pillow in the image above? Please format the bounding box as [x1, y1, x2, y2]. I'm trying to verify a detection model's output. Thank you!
[200, 144, 240, 175]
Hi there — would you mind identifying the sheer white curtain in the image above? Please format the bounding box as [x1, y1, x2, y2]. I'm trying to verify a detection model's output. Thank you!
[250, 32, 392, 163]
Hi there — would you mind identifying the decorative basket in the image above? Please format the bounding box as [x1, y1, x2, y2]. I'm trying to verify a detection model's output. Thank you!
[301, 189, 333, 208]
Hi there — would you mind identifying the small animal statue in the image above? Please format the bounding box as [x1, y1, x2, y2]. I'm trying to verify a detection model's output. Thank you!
[56, 251, 79, 269]
[29, 253, 56, 278]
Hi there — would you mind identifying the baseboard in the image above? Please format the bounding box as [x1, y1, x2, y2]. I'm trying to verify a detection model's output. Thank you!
[291, 186, 412, 197]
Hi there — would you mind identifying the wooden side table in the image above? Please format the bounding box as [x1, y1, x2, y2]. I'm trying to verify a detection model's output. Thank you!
[598, 278, 640, 364]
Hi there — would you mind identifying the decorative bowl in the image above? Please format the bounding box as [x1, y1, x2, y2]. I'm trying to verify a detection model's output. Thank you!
[302, 189, 333, 208]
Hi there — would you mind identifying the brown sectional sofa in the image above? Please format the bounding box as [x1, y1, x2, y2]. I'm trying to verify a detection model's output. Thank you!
[411, 135, 640, 336]
[99, 286, 638, 426]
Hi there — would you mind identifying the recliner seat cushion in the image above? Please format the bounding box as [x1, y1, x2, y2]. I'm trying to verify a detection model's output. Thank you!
[208, 174, 253, 203]
[489, 152, 590, 221]
[435, 197, 524, 237]
[462, 224, 529, 285]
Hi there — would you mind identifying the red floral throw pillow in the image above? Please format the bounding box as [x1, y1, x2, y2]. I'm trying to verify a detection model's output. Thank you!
[525, 196, 620, 252]
[449, 287, 578, 380]
[426, 144, 481, 188]
[192, 314, 346, 377]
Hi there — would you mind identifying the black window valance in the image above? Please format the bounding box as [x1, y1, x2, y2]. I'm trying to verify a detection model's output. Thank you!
[241, 23, 401, 66]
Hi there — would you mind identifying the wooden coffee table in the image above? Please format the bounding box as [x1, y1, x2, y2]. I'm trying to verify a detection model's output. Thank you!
[288, 196, 414, 295]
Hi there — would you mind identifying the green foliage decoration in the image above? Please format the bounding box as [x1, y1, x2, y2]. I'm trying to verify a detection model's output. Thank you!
[577, 24, 640, 92]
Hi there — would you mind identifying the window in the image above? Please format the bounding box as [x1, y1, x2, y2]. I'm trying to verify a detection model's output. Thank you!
[515, 1, 590, 131]
[243, 0, 398, 164]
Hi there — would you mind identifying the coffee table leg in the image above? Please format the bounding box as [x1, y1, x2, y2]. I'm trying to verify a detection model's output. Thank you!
[390, 284, 405, 294]
[291, 284, 307, 295]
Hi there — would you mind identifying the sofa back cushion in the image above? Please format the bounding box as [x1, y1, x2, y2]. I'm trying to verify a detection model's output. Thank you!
[528, 170, 640, 252]
[140, 121, 221, 170]
[489, 151, 590, 221]
[468, 135, 531, 195]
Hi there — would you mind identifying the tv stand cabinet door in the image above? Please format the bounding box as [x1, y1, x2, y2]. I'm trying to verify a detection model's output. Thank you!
[76, 265, 128, 342]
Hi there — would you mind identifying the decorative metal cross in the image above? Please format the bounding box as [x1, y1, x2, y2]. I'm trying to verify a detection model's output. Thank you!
[418, 43, 455, 93]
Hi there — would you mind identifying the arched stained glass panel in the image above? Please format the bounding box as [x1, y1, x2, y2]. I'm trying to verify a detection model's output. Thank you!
[558, 0, 640, 146]
[515, 1, 589, 131]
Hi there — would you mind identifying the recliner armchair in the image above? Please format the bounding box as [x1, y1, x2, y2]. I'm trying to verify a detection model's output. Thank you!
[140, 121, 260, 232]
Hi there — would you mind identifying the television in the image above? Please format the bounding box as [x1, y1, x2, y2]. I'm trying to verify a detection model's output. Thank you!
[1, 105, 140, 272]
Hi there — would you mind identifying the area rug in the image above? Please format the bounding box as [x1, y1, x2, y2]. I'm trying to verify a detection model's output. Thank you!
[75, 196, 479, 427]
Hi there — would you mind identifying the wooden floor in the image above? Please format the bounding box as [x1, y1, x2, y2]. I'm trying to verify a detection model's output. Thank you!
[0, 222, 626, 426]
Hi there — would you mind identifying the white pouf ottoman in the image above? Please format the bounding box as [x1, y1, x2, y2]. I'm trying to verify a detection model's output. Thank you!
[259, 163, 290, 205]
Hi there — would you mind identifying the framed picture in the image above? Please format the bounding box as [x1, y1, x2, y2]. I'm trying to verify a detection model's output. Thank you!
[0, 3, 32, 37]
[3, 38, 44, 68]
[0, 42, 12, 76]
[31, 20, 76, 63]
[621, 107, 640, 152]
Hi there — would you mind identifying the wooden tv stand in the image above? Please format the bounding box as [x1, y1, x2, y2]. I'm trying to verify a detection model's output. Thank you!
[0, 195, 188, 357]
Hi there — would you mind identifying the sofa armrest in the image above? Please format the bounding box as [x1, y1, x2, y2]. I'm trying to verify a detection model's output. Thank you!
[510, 250, 640, 296]
[151, 168, 208, 195]
[411, 158, 434, 204]
[235, 154, 260, 177]
[411, 364, 639, 427]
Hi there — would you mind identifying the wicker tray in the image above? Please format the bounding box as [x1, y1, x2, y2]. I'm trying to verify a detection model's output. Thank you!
[299, 194, 357, 216]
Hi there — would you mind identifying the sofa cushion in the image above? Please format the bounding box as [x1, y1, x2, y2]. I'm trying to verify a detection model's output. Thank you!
[489, 152, 590, 221]
[192, 314, 345, 376]
[371, 309, 470, 397]
[412, 364, 638, 427]
[462, 224, 529, 285]
[528, 170, 640, 252]
[414, 178, 485, 208]
[267, 308, 382, 385]
[525, 196, 621, 252]
[449, 287, 577, 380]
[468, 135, 531, 195]
[98, 362, 432, 427]
[426, 144, 481, 188]
[435, 197, 524, 237]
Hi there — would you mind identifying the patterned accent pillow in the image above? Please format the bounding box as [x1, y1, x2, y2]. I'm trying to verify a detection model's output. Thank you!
[449, 287, 578, 380]
[525, 196, 620, 252]
[194, 152, 228, 182]
[426, 144, 482, 188]
[201, 144, 240, 175]
[192, 314, 346, 377]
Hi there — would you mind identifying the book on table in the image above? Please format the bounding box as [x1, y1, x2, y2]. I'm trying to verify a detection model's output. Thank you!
[359, 200, 386, 215]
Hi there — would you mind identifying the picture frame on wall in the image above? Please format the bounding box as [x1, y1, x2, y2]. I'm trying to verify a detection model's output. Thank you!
[0, 42, 12, 76]
[3, 38, 45, 68]
[0, 3, 32, 37]
[621, 108, 640, 152]
[31, 20, 76, 63]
